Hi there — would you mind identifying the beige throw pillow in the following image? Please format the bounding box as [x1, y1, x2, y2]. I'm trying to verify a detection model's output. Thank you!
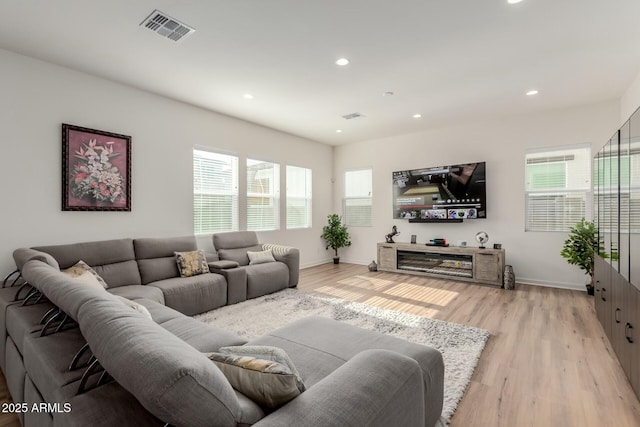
[205, 352, 303, 409]
[62, 260, 108, 289]
[247, 249, 276, 265]
[175, 250, 210, 277]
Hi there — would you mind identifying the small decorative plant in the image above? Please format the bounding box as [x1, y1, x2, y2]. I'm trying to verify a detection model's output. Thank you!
[560, 218, 598, 294]
[321, 214, 351, 264]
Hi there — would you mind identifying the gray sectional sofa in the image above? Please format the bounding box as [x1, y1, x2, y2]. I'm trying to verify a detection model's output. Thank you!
[0, 233, 444, 427]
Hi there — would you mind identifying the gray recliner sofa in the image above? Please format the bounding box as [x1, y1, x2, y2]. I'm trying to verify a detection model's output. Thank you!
[0, 236, 444, 427]
[212, 231, 299, 302]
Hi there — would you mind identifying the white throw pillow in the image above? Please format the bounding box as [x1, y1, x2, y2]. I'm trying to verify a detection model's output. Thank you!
[247, 249, 276, 265]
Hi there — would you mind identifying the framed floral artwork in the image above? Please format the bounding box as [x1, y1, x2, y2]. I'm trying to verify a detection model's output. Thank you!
[62, 124, 131, 211]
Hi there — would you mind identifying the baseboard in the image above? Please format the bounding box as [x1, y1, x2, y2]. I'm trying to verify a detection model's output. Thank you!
[300, 259, 333, 269]
[515, 278, 586, 292]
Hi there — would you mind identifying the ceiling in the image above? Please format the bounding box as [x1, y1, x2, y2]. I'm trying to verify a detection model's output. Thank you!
[2, 0, 640, 145]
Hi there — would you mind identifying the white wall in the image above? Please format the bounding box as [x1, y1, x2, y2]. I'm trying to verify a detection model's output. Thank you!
[333, 101, 620, 290]
[0, 49, 334, 277]
[621, 71, 640, 123]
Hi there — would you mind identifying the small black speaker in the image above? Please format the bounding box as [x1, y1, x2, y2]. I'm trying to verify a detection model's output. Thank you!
[411, 235, 417, 244]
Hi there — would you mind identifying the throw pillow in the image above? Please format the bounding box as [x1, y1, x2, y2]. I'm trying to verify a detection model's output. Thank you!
[175, 250, 210, 277]
[62, 260, 109, 289]
[247, 249, 276, 265]
[115, 296, 153, 320]
[219, 345, 305, 392]
[205, 352, 304, 409]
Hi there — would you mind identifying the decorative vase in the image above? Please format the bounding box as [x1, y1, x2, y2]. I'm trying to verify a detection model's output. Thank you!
[504, 265, 515, 290]
[368, 260, 378, 272]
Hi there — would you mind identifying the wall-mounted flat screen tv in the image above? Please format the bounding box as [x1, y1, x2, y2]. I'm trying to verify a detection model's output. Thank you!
[392, 162, 486, 220]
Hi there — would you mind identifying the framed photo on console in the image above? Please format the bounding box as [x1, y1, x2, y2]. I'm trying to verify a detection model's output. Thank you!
[62, 124, 131, 211]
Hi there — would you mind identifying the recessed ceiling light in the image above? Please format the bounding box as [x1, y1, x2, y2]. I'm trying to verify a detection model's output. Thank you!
[336, 129, 343, 133]
[413, 114, 422, 118]
[243, 93, 254, 99]
[335, 58, 350, 66]
[508, 0, 523, 4]
[526, 90, 539, 96]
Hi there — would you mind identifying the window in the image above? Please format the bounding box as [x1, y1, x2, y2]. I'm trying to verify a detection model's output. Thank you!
[344, 169, 372, 227]
[286, 165, 312, 229]
[525, 146, 591, 232]
[193, 149, 238, 234]
[247, 159, 280, 231]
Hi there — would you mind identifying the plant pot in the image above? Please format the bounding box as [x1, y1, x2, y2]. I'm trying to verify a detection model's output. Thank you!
[586, 284, 594, 296]
[333, 257, 340, 265]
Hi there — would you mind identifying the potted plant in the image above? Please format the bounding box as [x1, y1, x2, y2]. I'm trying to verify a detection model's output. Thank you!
[560, 218, 598, 295]
[321, 214, 351, 264]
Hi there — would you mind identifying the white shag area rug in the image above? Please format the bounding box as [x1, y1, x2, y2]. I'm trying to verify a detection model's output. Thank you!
[194, 289, 489, 425]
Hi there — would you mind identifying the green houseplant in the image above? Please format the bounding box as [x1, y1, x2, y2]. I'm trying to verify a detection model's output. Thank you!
[560, 218, 598, 295]
[321, 214, 351, 264]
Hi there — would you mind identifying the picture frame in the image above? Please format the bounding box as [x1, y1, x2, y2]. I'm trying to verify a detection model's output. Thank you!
[62, 124, 131, 211]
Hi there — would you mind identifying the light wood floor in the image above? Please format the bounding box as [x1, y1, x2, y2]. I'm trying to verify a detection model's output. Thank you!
[2, 263, 639, 426]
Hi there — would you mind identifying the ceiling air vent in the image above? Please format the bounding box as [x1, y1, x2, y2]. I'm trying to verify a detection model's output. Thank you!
[140, 10, 195, 42]
[342, 112, 365, 120]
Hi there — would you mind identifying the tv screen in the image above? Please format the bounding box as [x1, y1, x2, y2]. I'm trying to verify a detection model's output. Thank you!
[392, 162, 486, 220]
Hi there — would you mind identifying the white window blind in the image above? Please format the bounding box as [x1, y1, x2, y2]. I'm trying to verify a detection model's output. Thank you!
[247, 159, 280, 231]
[193, 149, 239, 234]
[525, 146, 591, 232]
[286, 165, 312, 229]
[344, 169, 372, 227]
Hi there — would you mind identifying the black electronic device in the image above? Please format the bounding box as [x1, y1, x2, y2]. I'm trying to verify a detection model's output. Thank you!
[392, 162, 486, 221]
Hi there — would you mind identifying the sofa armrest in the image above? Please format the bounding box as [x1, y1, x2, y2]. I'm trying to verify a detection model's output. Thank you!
[261, 244, 299, 287]
[211, 267, 247, 305]
[253, 349, 426, 427]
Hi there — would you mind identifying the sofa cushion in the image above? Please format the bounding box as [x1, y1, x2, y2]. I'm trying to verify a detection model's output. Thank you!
[175, 250, 210, 277]
[159, 316, 246, 352]
[62, 381, 164, 427]
[24, 375, 53, 427]
[76, 296, 241, 427]
[6, 302, 57, 354]
[134, 236, 198, 284]
[218, 246, 263, 267]
[91, 260, 142, 288]
[247, 315, 444, 427]
[245, 262, 289, 299]
[22, 329, 88, 404]
[151, 274, 227, 316]
[247, 249, 276, 265]
[213, 231, 260, 250]
[33, 239, 141, 287]
[206, 352, 303, 410]
[213, 232, 262, 266]
[5, 337, 26, 406]
[107, 285, 165, 305]
[62, 260, 108, 289]
[133, 298, 184, 324]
